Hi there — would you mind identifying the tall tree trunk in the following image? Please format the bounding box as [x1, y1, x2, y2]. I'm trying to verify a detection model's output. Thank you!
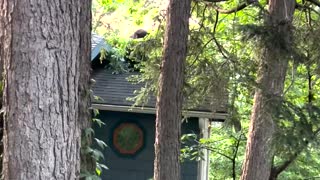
[240, 0, 295, 180]
[153, 0, 191, 179]
[79, 0, 95, 176]
[0, 9, 4, 174]
[0, 0, 91, 179]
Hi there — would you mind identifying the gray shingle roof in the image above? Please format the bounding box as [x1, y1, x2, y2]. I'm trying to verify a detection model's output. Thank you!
[92, 69, 227, 113]
[92, 69, 156, 107]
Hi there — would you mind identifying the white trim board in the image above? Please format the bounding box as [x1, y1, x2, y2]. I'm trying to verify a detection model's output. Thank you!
[92, 103, 228, 119]
[198, 118, 210, 180]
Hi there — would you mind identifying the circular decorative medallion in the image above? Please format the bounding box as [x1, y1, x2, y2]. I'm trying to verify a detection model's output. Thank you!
[113, 122, 144, 155]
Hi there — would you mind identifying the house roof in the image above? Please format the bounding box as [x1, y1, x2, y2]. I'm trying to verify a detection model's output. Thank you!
[92, 69, 151, 107]
[90, 34, 228, 119]
[92, 69, 228, 119]
[91, 33, 111, 60]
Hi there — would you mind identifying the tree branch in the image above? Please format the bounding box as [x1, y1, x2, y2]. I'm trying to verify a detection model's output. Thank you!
[203, 0, 229, 3]
[212, 3, 248, 14]
[306, 0, 320, 7]
[295, 2, 320, 15]
[271, 151, 300, 179]
[204, 146, 234, 160]
[271, 126, 320, 179]
[231, 133, 243, 180]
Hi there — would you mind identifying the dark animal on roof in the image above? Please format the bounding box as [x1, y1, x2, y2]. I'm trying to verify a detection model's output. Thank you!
[126, 29, 148, 70]
[130, 29, 148, 39]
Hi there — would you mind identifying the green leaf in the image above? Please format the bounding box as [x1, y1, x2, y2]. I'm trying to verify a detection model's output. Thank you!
[92, 149, 105, 161]
[84, 128, 95, 137]
[92, 118, 105, 127]
[95, 138, 108, 149]
[99, 164, 109, 170]
[96, 168, 101, 176]
[93, 95, 104, 102]
[93, 108, 100, 117]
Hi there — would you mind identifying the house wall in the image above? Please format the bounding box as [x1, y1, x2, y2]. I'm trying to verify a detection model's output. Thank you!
[94, 110, 199, 180]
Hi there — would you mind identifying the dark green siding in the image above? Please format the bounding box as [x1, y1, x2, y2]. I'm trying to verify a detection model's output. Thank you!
[94, 111, 200, 180]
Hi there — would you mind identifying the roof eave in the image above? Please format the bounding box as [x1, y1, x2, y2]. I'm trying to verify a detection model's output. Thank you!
[92, 103, 227, 120]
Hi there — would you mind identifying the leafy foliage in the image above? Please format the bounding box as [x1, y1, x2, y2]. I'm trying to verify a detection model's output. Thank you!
[81, 100, 108, 179]
[92, 0, 320, 179]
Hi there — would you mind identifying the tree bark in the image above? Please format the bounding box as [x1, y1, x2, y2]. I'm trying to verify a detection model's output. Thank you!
[153, 0, 191, 179]
[0, 7, 4, 173]
[0, 0, 91, 179]
[240, 0, 295, 180]
[79, 0, 95, 176]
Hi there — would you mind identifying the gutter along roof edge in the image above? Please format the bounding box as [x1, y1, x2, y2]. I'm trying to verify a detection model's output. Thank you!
[92, 103, 228, 120]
